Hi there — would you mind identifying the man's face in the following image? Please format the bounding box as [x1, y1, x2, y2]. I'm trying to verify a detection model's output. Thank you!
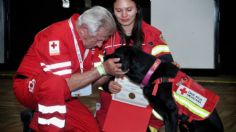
[83, 27, 110, 49]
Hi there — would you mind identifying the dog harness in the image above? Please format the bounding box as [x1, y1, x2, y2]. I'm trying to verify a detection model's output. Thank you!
[152, 71, 219, 122]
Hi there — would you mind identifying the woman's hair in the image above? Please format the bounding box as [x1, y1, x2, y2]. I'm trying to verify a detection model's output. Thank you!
[112, 0, 144, 49]
[78, 6, 116, 36]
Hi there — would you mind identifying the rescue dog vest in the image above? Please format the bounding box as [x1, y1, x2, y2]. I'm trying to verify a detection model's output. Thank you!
[152, 71, 219, 122]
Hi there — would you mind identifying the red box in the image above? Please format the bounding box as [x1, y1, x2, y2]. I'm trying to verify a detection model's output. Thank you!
[102, 100, 152, 132]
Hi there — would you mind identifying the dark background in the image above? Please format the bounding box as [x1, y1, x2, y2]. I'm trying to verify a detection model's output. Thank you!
[0, 0, 235, 75]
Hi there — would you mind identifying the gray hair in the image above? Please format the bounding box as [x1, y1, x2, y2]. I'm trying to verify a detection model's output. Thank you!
[77, 6, 116, 36]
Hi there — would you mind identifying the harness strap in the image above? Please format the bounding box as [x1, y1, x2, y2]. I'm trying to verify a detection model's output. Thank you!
[152, 77, 174, 96]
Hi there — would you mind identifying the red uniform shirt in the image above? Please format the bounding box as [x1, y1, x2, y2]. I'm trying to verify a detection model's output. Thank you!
[100, 21, 173, 60]
[16, 14, 98, 78]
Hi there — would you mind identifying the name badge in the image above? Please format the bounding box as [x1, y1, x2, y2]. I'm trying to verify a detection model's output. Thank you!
[71, 84, 92, 97]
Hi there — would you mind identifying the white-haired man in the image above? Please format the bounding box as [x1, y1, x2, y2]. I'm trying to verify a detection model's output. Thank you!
[13, 6, 124, 131]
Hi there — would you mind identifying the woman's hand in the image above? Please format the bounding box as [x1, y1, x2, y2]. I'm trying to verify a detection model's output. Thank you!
[108, 80, 122, 94]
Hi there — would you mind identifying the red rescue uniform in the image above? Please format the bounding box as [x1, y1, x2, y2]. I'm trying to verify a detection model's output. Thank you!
[95, 21, 173, 129]
[13, 14, 100, 132]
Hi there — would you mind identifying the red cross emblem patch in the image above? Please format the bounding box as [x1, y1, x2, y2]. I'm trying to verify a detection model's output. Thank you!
[49, 40, 60, 56]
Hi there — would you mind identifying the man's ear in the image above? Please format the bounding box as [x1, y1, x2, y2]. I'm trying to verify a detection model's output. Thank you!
[80, 29, 87, 37]
[78, 24, 89, 37]
[80, 30, 85, 36]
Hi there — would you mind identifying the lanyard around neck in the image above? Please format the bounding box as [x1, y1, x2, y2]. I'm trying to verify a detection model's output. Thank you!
[68, 18, 89, 73]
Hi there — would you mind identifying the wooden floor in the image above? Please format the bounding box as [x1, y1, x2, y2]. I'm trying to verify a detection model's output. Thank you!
[0, 75, 236, 132]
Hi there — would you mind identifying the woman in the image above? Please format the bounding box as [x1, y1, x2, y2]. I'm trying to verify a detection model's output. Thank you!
[95, 0, 174, 130]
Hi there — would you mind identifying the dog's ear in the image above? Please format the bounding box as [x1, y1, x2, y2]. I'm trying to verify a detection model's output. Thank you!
[103, 47, 132, 72]
[114, 46, 136, 72]
[104, 53, 114, 61]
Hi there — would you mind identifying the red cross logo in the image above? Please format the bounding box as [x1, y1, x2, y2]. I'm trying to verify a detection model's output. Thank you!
[180, 88, 187, 95]
[51, 42, 57, 49]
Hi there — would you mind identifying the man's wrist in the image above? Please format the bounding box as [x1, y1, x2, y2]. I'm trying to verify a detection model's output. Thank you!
[96, 64, 107, 76]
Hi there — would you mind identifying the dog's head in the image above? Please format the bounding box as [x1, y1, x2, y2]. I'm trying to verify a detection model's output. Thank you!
[105, 46, 157, 84]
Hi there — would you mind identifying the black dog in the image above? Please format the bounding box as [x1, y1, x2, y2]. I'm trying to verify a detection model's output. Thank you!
[106, 46, 224, 132]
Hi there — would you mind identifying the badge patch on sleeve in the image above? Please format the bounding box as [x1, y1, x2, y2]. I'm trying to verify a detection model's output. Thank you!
[49, 40, 60, 56]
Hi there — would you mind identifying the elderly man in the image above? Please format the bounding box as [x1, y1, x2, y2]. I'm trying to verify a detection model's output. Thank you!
[13, 6, 124, 131]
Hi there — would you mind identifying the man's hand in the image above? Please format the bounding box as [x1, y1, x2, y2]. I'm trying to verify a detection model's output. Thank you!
[103, 58, 126, 76]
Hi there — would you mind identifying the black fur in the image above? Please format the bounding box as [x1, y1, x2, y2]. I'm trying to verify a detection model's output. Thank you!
[107, 46, 224, 132]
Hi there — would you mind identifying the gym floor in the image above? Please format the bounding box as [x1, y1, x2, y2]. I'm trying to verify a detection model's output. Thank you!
[0, 72, 236, 132]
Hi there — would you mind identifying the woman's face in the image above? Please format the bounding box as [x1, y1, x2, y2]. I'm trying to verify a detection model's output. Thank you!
[113, 0, 137, 27]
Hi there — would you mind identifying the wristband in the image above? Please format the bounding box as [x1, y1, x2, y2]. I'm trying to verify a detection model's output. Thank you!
[96, 64, 106, 76]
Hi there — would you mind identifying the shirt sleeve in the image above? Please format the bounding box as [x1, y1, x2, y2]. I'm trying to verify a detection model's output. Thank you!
[151, 33, 174, 62]
[34, 28, 73, 78]
[143, 25, 174, 62]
